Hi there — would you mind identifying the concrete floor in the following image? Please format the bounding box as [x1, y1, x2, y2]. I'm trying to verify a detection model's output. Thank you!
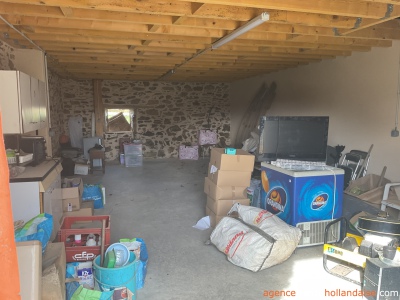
[84, 158, 367, 300]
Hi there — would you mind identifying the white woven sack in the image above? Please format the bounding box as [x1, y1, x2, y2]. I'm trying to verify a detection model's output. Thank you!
[210, 204, 301, 272]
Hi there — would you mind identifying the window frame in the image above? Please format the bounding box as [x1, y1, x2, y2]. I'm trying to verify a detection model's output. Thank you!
[104, 105, 136, 134]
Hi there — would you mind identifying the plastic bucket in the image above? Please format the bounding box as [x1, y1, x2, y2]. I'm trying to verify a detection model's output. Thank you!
[93, 252, 138, 299]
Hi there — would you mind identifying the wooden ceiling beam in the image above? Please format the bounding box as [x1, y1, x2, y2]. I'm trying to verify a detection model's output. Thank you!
[1, 2, 376, 31]
[175, 0, 398, 19]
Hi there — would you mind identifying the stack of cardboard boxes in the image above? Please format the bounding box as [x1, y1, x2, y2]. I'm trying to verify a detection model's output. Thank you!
[61, 177, 94, 219]
[204, 148, 255, 227]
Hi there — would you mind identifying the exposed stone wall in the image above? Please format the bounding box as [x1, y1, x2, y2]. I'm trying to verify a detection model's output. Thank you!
[47, 69, 64, 156]
[60, 79, 230, 160]
[0, 41, 16, 70]
[61, 79, 94, 140]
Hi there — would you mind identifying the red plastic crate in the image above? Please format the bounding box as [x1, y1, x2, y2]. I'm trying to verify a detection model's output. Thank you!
[58, 215, 111, 262]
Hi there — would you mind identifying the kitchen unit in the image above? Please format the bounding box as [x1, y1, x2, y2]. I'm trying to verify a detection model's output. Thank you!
[9, 159, 63, 240]
[0, 70, 48, 134]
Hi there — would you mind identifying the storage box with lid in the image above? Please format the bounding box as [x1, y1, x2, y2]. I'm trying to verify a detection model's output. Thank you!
[124, 141, 143, 167]
[179, 145, 199, 160]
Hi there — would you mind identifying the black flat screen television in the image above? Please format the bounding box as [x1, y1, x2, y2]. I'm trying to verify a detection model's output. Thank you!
[258, 116, 329, 162]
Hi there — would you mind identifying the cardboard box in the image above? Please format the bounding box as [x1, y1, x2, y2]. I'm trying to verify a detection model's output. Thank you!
[204, 176, 248, 200]
[207, 163, 252, 187]
[206, 196, 249, 216]
[345, 174, 397, 207]
[345, 174, 391, 197]
[16, 241, 42, 300]
[62, 177, 84, 212]
[179, 145, 199, 160]
[206, 206, 225, 228]
[42, 242, 66, 300]
[63, 200, 94, 219]
[210, 148, 255, 172]
[74, 164, 89, 175]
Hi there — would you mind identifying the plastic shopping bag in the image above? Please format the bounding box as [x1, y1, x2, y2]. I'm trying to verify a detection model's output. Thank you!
[119, 237, 148, 289]
[15, 213, 53, 253]
[82, 184, 104, 209]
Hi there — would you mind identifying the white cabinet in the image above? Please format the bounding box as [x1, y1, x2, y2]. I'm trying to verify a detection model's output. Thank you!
[9, 181, 41, 223]
[10, 161, 62, 240]
[0, 70, 47, 133]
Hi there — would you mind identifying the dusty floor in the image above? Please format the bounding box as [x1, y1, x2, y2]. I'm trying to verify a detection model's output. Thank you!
[83, 158, 368, 300]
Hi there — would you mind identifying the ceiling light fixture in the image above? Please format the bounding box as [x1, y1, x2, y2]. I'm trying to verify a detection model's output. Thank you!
[211, 12, 270, 50]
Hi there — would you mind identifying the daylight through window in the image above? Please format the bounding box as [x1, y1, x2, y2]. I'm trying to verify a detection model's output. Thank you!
[105, 108, 135, 133]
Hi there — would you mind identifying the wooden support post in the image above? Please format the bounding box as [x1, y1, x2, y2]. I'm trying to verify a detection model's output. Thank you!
[93, 80, 104, 137]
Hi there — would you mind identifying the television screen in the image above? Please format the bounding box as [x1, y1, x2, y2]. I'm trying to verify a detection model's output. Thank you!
[258, 116, 329, 162]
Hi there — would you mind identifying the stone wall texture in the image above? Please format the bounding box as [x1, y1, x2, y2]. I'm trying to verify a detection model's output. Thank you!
[0, 41, 15, 70]
[61, 79, 230, 160]
[1, 41, 231, 161]
[47, 69, 64, 156]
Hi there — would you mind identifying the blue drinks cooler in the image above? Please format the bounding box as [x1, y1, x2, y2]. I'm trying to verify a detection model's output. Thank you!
[260, 163, 344, 226]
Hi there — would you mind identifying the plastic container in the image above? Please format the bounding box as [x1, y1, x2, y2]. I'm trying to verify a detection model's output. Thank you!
[93, 252, 138, 299]
[124, 143, 143, 167]
[248, 179, 261, 208]
[58, 215, 111, 262]
[104, 250, 116, 268]
[105, 243, 130, 267]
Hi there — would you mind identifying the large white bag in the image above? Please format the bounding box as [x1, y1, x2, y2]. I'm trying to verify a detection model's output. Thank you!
[210, 204, 301, 272]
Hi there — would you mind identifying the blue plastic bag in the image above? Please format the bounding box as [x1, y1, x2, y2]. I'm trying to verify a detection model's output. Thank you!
[136, 238, 148, 290]
[82, 184, 104, 209]
[119, 238, 148, 290]
[15, 213, 53, 253]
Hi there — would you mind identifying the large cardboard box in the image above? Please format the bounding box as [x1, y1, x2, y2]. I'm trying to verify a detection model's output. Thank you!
[204, 176, 248, 200]
[206, 196, 249, 216]
[62, 177, 84, 212]
[16, 241, 42, 300]
[205, 206, 225, 228]
[63, 200, 94, 219]
[207, 163, 252, 187]
[210, 148, 255, 172]
[74, 164, 89, 175]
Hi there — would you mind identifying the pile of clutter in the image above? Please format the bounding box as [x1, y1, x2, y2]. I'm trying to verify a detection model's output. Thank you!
[15, 188, 148, 300]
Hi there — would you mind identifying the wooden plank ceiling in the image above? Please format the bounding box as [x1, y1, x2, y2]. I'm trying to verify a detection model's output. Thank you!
[1, 0, 400, 82]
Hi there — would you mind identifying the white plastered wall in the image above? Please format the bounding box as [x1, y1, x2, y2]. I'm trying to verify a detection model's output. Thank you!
[230, 41, 400, 182]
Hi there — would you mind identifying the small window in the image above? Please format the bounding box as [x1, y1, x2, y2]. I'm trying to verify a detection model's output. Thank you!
[105, 108, 135, 133]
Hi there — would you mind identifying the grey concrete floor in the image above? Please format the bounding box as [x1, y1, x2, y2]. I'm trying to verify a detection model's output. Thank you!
[83, 158, 366, 300]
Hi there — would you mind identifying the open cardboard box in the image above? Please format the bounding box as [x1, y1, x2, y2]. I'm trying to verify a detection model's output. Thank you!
[210, 148, 255, 172]
[345, 174, 400, 217]
[345, 174, 395, 203]
[62, 177, 84, 212]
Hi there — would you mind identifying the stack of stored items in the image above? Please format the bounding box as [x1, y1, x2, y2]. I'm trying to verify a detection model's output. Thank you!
[62, 177, 95, 219]
[204, 148, 255, 227]
[124, 140, 143, 167]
